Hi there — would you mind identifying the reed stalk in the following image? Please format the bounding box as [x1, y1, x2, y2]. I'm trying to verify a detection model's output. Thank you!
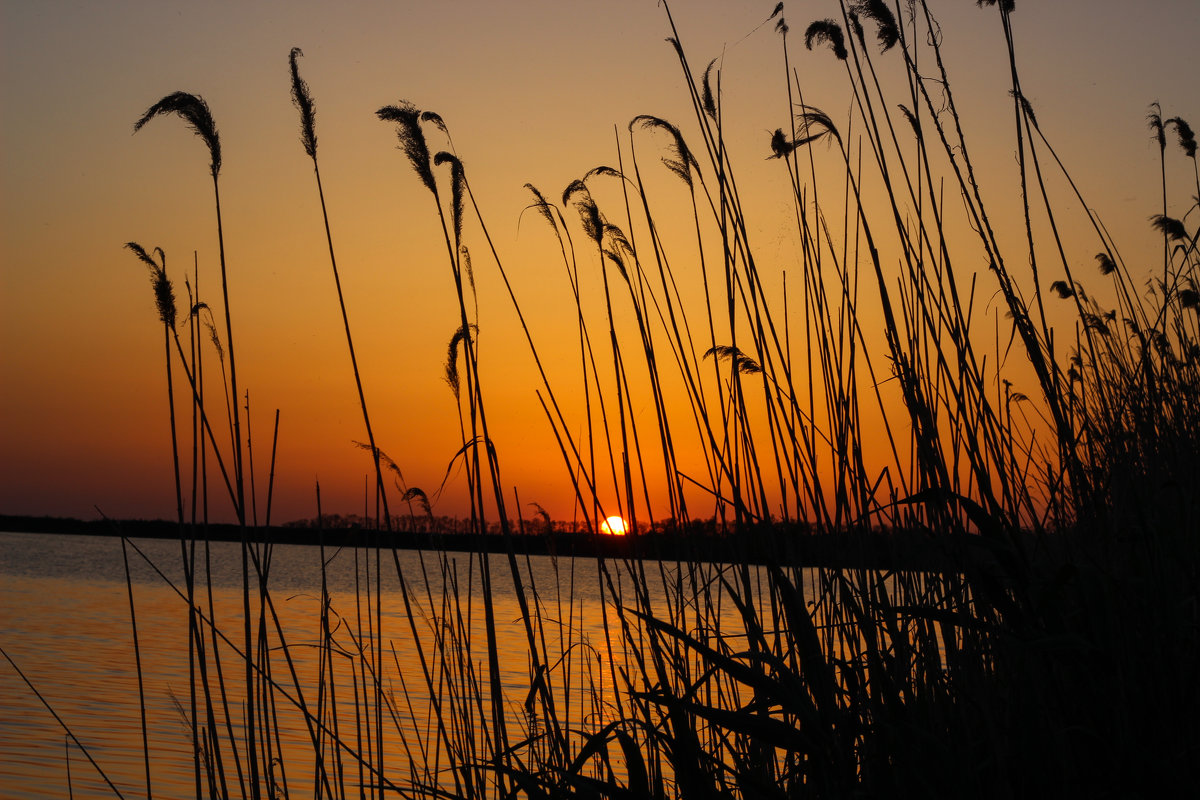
[134, 89, 260, 798]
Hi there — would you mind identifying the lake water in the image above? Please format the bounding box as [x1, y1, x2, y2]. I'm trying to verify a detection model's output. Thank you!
[1, 530, 786, 799]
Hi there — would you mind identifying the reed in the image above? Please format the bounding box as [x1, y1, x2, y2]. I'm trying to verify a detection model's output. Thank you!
[132, 93, 316, 800]
[107, 1, 1198, 798]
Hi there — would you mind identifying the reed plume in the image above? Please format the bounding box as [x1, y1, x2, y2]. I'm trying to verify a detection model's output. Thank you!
[1049, 280, 1075, 299]
[127, 242, 177, 331]
[852, 0, 898, 52]
[704, 344, 763, 375]
[401, 487, 432, 517]
[288, 48, 317, 158]
[376, 102, 436, 193]
[1151, 214, 1189, 242]
[134, 92, 221, 176]
[631, 115, 698, 187]
[804, 20, 848, 60]
[1149, 102, 1167, 151]
[433, 151, 466, 245]
[1166, 116, 1196, 158]
[562, 180, 603, 244]
[701, 58, 718, 119]
[444, 323, 477, 400]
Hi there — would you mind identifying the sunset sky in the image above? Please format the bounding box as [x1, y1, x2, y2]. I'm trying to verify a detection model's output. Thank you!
[1, 0, 1196, 526]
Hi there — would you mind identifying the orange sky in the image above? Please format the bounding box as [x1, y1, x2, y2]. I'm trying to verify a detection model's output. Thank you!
[1, 0, 1196, 525]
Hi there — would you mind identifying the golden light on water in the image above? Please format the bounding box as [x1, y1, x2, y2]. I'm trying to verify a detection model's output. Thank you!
[600, 516, 627, 536]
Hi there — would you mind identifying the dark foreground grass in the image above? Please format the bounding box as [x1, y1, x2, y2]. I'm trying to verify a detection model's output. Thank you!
[30, 1, 1196, 798]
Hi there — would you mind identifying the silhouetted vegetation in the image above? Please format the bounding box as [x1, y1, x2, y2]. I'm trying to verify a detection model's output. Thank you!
[38, 1, 1198, 798]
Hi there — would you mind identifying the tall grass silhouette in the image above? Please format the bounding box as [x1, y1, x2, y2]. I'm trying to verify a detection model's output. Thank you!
[106, 1, 1199, 798]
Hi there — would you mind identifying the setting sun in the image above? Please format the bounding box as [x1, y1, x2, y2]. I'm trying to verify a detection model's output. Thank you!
[600, 516, 627, 536]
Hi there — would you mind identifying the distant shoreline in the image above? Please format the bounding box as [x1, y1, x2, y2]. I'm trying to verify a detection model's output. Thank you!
[0, 513, 1008, 573]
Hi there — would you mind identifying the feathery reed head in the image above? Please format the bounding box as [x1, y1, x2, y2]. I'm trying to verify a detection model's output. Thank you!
[377, 101, 436, 193]
[603, 248, 629, 283]
[353, 440, 405, 484]
[527, 501, 552, 533]
[1151, 214, 1188, 241]
[402, 487, 432, 517]
[852, 1, 899, 51]
[977, 0, 1015, 12]
[444, 324, 477, 399]
[460, 244, 475, 294]
[631, 115, 698, 188]
[769, 129, 793, 159]
[204, 318, 223, 361]
[1050, 280, 1074, 299]
[603, 223, 633, 283]
[666, 36, 685, 61]
[420, 111, 449, 138]
[1148, 102, 1166, 150]
[584, 165, 623, 182]
[1083, 313, 1110, 335]
[152, 269, 176, 332]
[1167, 116, 1197, 158]
[134, 92, 222, 177]
[804, 20, 848, 60]
[1011, 90, 1038, 129]
[125, 241, 159, 270]
[1180, 287, 1199, 310]
[523, 183, 558, 230]
[1096, 252, 1118, 275]
[434, 151, 465, 243]
[701, 58, 718, 119]
[846, 10, 865, 45]
[794, 106, 841, 145]
[289, 48, 317, 158]
[126, 242, 176, 330]
[604, 223, 631, 254]
[563, 180, 603, 244]
[401, 486, 428, 503]
[445, 337, 461, 399]
[704, 345, 763, 375]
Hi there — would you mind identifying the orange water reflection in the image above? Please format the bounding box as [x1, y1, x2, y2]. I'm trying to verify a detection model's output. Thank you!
[3, 532, 890, 798]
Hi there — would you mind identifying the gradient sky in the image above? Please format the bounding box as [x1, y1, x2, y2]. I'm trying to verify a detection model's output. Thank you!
[1, 0, 1196, 525]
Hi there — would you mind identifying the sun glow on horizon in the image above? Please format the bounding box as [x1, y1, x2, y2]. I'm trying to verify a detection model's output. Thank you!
[600, 515, 628, 536]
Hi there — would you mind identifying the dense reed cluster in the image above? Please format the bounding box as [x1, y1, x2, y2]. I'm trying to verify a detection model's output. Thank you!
[69, 0, 1200, 797]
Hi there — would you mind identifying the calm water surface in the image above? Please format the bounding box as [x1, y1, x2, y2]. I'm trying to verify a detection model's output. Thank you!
[2, 531, 730, 799]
